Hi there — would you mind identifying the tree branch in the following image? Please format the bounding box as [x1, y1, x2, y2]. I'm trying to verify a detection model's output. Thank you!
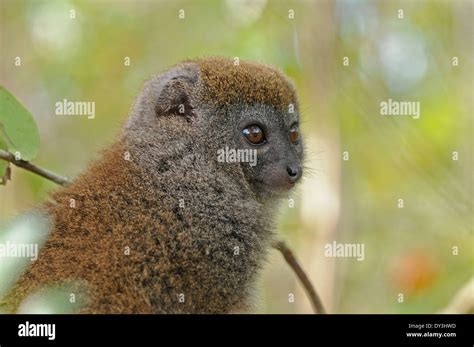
[0, 149, 70, 186]
[273, 240, 326, 314]
[1, 149, 325, 313]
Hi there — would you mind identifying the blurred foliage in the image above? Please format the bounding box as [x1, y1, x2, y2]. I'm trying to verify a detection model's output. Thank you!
[0, 212, 51, 299]
[0, 86, 40, 184]
[0, 0, 472, 313]
[0, 87, 40, 161]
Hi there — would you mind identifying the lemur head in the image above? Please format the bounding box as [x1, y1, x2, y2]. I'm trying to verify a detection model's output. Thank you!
[125, 57, 303, 201]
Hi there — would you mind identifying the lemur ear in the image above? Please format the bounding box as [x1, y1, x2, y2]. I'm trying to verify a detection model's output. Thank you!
[155, 72, 197, 120]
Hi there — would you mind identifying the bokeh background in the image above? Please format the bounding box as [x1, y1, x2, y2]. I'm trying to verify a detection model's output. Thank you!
[1, 0, 472, 313]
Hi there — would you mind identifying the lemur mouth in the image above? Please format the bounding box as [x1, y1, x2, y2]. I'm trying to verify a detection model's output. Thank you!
[252, 166, 302, 197]
[279, 180, 296, 191]
[254, 179, 296, 196]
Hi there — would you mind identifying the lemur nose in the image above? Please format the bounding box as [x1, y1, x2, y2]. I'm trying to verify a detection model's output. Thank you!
[286, 165, 301, 183]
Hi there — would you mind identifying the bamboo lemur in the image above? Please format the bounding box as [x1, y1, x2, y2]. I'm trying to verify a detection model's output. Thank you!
[3, 57, 303, 313]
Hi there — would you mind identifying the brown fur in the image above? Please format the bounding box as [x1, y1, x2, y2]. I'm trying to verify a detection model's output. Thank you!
[196, 57, 297, 111]
[2, 57, 302, 314]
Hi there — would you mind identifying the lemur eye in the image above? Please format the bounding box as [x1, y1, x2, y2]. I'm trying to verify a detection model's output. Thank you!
[243, 125, 266, 145]
[289, 125, 300, 143]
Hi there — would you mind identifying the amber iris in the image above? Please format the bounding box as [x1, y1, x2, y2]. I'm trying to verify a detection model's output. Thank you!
[289, 126, 299, 143]
[243, 125, 266, 145]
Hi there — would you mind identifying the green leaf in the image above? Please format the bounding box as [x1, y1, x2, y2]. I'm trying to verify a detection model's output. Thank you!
[0, 86, 40, 161]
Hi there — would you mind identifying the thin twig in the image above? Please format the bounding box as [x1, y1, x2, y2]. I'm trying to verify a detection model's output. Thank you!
[1, 149, 323, 313]
[0, 149, 70, 186]
[273, 240, 326, 314]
